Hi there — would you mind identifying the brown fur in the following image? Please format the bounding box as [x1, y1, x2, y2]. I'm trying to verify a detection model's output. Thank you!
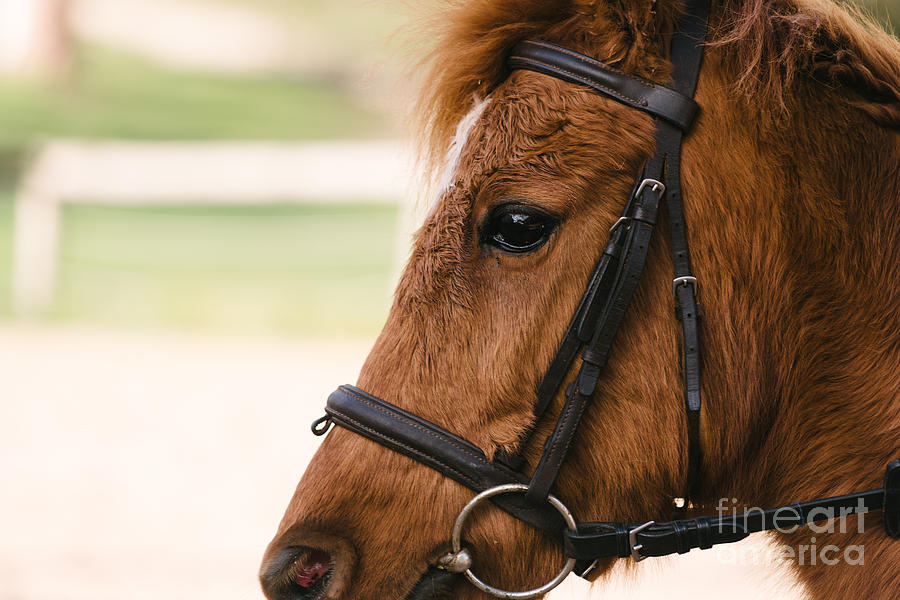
[262, 1, 900, 598]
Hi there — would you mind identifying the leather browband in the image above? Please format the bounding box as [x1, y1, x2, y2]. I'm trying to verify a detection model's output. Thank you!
[508, 40, 699, 131]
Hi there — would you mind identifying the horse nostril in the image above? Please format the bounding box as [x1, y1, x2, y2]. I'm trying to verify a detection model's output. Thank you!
[261, 546, 335, 600]
[288, 548, 333, 591]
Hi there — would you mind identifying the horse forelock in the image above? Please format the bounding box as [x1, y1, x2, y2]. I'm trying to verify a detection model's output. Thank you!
[413, 0, 900, 181]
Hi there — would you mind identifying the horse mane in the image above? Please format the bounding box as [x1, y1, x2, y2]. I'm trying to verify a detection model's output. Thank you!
[715, 0, 900, 124]
[413, 0, 900, 177]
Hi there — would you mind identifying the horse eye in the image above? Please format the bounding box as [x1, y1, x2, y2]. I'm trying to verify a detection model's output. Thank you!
[482, 205, 558, 254]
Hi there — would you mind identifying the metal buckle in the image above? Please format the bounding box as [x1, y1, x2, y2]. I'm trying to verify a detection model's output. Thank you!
[629, 520, 656, 562]
[578, 559, 600, 578]
[440, 483, 577, 599]
[611, 179, 664, 236]
[609, 216, 630, 234]
[634, 178, 665, 200]
[672, 275, 697, 297]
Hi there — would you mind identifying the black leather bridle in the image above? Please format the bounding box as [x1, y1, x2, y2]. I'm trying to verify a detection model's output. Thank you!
[309, 1, 900, 597]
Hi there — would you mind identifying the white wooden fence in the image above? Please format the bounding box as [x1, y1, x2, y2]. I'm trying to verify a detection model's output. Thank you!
[11, 140, 413, 314]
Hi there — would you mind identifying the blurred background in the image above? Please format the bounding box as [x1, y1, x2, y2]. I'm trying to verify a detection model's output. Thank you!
[0, 1, 896, 599]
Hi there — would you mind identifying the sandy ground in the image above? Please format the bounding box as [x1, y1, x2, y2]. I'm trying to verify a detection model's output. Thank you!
[0, 324, 808, 599]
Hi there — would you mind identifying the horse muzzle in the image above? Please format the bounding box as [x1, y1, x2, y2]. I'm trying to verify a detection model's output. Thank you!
[260, 531, 357, 600]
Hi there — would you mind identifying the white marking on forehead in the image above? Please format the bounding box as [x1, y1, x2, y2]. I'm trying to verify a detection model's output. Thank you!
[431, 96, 491, 211]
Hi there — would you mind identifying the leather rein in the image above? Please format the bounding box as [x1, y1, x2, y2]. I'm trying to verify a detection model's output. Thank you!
[310, 1, 900, 597]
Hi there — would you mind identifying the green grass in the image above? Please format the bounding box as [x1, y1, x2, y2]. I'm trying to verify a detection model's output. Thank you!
[0, 40, 397, 336]
[0, 199, 398, 336]
[0, 45, 385, 151]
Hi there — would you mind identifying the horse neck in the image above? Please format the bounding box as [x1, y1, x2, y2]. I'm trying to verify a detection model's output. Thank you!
[693, 63, 900, 594]
[747, 99, 900, 501]
[685, 44, 900, 496]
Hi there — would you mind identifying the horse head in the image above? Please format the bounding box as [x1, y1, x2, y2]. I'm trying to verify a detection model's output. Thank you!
[261, 0, 900, 598]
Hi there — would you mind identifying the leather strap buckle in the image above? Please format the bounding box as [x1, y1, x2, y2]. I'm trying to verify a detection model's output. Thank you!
[635, 178, 666, 200]
[672, 275, 698, 297]
[629, 520, 655, 562]
[609, 216, 630, 234]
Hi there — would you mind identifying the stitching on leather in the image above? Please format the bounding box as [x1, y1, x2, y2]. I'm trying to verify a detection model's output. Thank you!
[330, 408, 554, 520]
[328, 407, 482, 490]
[344, 388, 487, 464]
[510, 57, 642, 109]
[549, 398, 588, 476]
[590, 223, 653, 348]
[533, 393, 586, 499]
[545, 396, 575, 461]
[341, 387, 488, 465]
[511, 48, 695, 129]
[334, 390, 555, 520]
[338, 388, 552, 494]
[525, 40, 655, 90]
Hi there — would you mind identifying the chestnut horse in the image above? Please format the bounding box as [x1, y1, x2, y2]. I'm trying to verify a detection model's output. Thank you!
[261, 0, 900, 598]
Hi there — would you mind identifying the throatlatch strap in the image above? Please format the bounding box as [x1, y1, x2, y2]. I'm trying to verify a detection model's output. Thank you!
[662, 0, 709, 499]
